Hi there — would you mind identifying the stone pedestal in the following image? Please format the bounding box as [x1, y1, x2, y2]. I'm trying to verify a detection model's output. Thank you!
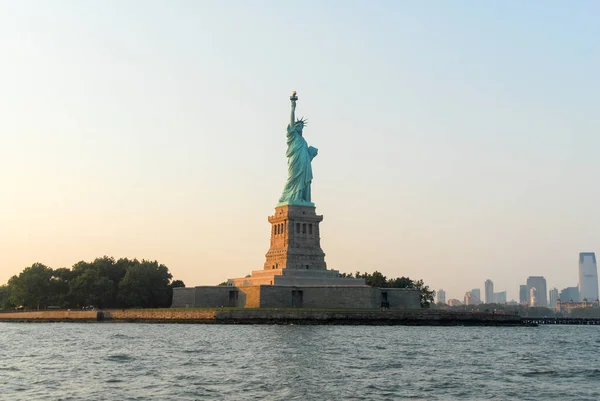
[227, 204, 365, 287]
[264, 205, 326, 271]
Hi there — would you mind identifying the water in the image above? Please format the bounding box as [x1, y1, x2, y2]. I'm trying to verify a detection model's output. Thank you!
[1, 323, 599, 400]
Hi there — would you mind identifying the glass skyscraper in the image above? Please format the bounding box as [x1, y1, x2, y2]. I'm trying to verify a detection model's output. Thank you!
[578, 252, 599, 302]
[484, 279, 493, 304]
[519, 284, 528, 305]
[527, 276, 547, 307]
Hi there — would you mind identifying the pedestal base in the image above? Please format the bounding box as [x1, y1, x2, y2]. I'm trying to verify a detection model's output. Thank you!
[172, 285, 421, 310]
[227, 268, 366, 287]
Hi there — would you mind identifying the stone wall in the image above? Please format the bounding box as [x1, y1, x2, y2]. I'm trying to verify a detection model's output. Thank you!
[172, 286, 236, 308]
[0, 309, 528, 326]
[105, 309, 217, 320]
[0, 310, 97, 321]
[384, 288, 422, 309]
[260, 286, 376, 309]
[171, 287, 195, 308]
[171, 286, 263, 308]
[237, 286, 261, 308]
[173, 285, 421, 309]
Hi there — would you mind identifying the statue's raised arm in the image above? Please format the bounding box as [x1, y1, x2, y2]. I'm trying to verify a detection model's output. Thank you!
[290, 90, 297, 127]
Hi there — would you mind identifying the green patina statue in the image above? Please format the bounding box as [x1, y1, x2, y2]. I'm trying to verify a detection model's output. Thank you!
[278, 91, 318, 206]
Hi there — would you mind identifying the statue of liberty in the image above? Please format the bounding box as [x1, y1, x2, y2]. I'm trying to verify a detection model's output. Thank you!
[278, 91, 318, 206]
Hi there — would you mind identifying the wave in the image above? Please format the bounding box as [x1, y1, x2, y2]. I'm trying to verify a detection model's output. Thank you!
[111, 333, 135, 340]
[522, 369, 600, 378]
[522, 370, 557, 377]
[106, 354, 134, 362]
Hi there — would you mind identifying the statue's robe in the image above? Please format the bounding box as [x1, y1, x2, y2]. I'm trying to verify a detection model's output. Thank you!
[279, 124, 317, 204]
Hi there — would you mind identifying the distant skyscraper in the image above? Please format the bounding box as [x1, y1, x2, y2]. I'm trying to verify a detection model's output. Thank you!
[437, 289, 446, 304]
[519, 285, 528, 305]
[549, 287, 559, 308]
[447, 299, 462, 306]
[471, 288, 481, 301]
[560, 286, 580, 302]
[464, 292, 481, 306]
[578, 252, 599, 302]
[484, 280, 494, 304]
[529, 287, 537, 306]
[493, 291, 507, 304]
[527, 276, 547, 307]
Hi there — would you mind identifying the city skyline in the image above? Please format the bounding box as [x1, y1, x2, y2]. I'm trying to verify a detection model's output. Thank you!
[2, 2, 600, 300]
[444, 253, 599, 303]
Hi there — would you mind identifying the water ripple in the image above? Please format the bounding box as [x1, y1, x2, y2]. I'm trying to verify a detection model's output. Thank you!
[0, 324, 599, 400]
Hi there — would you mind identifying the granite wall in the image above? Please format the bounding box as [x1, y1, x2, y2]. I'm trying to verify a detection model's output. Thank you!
[172, 285, 421, 309]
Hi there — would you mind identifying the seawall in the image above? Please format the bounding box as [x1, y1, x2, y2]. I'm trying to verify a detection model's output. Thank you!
[0, 309, 530, 326]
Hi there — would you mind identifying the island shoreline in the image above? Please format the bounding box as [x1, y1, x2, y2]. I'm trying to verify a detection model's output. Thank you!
[0, 309, 534, 326]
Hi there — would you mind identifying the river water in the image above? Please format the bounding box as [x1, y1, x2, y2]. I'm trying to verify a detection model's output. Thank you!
[1, 323, 599, 400]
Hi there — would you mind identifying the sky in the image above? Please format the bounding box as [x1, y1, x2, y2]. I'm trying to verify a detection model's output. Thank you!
[1, 1, 599, 301]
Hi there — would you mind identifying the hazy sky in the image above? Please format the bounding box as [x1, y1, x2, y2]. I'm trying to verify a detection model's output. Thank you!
[1, 1, 599, 301]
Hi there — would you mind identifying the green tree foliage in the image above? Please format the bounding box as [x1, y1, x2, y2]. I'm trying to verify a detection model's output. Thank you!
[117, 260, 172, 308]
[569, 307, 600, 318]
[1, 257, 182, 310]
[349, 271, 436, 308]
[0, 285, 12, 309]
[170, 280, 185, 288]
[8, 263, 53, 309]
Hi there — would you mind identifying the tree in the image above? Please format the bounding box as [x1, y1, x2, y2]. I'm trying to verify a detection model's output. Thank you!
[69, 266, 115, 308]
[348, 271, 436, 308]
[355, 271, 388, 288]
[0, 285, 12, 309]
[570, 307, 600, 318]
[170, 280, 185, 288]
[3, 257, 184, 309]
[8, 263, 54, 309]
[411, 279, 435, 308]
[388, 276, 413, 289]
[48, 268, 73, 307]
[117, 260, 173, 308]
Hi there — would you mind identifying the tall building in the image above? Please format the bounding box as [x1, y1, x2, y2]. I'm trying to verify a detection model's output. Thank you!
[493, 291, 507, 304]
[529, 287, 537, 306]
[549, 287, 559, 308]
[464, 292, 481, 306]
[447, 299, 462, 306]
[471, 288, 481, 301]
[484, 279, 494, 304]
[519, 285, 528, 305]
[527, 276, 547, 307]
[579, 252, 599, 302]
[559, 286, 580, 302]
[437, 289, 446, 304]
